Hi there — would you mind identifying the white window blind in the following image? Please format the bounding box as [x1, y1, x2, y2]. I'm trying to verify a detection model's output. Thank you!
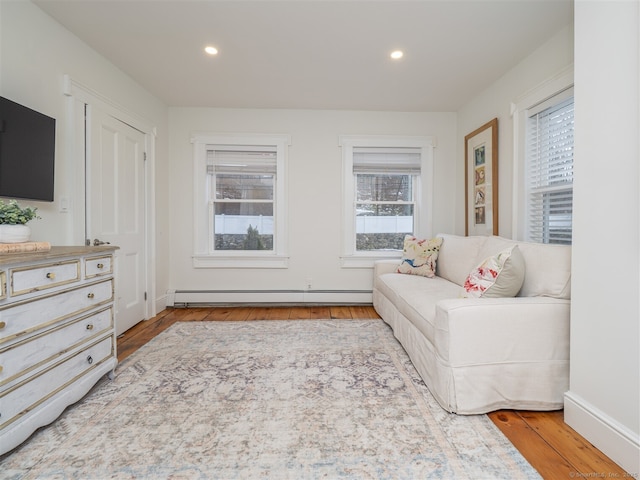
[526, 90, 574, 245]
[353, 147, 422, 174]
[207, 146, 277, 174]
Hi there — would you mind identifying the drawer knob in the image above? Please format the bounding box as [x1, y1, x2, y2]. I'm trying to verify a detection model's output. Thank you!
[86, 324, 94, 331]
[97, 263, 104, 269]
[87, 293, 95, 299]
[87, 355, 93, 365]
[46, 272, 56, 280]
[0, 321, 5, 329]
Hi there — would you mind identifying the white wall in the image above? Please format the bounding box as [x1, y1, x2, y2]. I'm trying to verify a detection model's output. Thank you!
[457, 25, 574, 237]
[565, 1, 640, 474]
[0, 1, 170, 310]
[168, 108, 456, 295]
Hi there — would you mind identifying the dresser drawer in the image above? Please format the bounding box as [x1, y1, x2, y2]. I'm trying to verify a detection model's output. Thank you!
[10, 260, 81, 296]
[85, 255, 113, 279]
[0, 335, 113, 430]
[0, 307, 113, 387]
[0, 279, 114, 345]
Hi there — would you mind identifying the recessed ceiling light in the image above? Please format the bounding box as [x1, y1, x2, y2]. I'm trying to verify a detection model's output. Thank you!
[204, 46, 218, 55]
[390, 50, 404, 60]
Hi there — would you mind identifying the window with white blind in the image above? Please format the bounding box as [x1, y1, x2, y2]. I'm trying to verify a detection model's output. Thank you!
[192, 134, 290, 268]
[512, 66, 573, 244]
[340, 135, 435, 267]
[208, 147, 276, 252]
[525, 89, 574, 244]
[354, 148, 420, 251]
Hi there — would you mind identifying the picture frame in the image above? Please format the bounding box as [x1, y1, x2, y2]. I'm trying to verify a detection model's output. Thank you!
[464, 118, 498, 236]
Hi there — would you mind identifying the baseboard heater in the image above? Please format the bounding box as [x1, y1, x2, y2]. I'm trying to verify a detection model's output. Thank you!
[167, 289, 373, 307]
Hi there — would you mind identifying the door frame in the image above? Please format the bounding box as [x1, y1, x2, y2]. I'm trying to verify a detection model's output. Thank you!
[63, 74, 157, 320]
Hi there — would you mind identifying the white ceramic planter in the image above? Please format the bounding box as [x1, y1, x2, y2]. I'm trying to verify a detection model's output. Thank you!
[0, 224, 31, 243]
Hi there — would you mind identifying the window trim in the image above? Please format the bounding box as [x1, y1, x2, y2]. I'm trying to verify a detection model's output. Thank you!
[339, 135, 435, 268]
[191, 133, 291, 268]
[511, 65, 573, 242]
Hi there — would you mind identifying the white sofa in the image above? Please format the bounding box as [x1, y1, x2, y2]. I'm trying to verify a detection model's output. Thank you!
[373, 233, 572, 414]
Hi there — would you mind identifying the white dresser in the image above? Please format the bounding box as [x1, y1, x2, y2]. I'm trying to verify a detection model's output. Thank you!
[0, 246, 118, 455]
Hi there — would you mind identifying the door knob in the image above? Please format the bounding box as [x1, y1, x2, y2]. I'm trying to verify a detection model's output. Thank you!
[93, 239, 111, 246]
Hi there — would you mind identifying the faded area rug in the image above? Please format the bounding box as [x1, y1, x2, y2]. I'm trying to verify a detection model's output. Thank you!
[2, 320, 541, 479]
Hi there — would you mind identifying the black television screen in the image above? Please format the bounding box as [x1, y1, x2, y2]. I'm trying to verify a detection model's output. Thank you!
[0, 96, 55, 202]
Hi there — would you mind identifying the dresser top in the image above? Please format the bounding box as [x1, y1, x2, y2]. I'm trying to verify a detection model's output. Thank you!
[0, 246, 118, 266]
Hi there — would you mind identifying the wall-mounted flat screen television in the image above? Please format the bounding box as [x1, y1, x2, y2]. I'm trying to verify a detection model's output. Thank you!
[0, 96, 56, 202]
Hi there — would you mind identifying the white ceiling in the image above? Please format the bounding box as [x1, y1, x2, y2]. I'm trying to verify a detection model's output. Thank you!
[34, 0, 573, 112]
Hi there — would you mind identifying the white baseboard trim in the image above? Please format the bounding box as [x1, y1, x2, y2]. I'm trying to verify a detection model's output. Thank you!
[166, 290, 176, 308]
[165, 289, 373, 307]
[154, 295, 168, 316]
[564, 391, 640, 475]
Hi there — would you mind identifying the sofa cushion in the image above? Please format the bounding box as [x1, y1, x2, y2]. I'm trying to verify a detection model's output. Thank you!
[397, 235, 443, 278]
[479, 236, 571, 299]
[375, 273, 461, 344]
[436, 234, 487, 286]
[462, 245, 525, 298]
[518, 242, 571, 298]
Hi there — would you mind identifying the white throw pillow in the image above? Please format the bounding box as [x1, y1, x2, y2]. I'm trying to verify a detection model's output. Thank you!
[462, 245, 525, 298]
[397, 235, 443, 278]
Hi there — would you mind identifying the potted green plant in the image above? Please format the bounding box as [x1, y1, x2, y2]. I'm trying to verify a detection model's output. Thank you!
[0, 199, 40, 243]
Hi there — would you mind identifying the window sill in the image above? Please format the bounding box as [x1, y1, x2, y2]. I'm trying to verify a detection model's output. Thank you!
[193, 254, 289, 269]
[340, 253, 401, 269]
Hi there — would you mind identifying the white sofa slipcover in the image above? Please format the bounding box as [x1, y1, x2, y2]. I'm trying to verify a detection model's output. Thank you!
[373, 234, 571, 414]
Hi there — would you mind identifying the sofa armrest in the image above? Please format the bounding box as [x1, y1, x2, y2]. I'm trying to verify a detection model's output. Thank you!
[373, 259, 399, 278]
[434, 297, 570, 365]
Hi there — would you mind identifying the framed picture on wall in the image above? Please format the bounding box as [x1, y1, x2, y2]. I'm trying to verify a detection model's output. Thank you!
[465, 118, 498, 236]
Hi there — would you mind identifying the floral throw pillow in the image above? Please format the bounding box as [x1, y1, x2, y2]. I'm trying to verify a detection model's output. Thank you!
[462, 245, 526, 298]
[397, 235, 444, 278]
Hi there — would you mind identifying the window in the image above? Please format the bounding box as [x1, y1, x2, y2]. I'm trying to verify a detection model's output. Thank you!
[192, 134, 290, 268]
[526, 92, 574, 244]
[340, 135, 435, 267]
[512, 66, 574, 245]
[354, 148, 420, 251]
[209, 147, 276, 251]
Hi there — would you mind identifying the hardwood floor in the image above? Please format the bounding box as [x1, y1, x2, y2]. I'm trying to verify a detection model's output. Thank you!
[117, 306, 629, 479]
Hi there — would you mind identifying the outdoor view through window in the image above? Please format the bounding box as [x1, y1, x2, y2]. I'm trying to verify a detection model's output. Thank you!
[356, 174, 415, 251]
[213, 173, 274, 251]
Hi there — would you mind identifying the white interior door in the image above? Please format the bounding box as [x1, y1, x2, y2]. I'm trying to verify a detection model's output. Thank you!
[87, 106, 146, 336]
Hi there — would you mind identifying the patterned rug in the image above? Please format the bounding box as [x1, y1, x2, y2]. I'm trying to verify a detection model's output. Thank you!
[1, 320, 541, 479]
